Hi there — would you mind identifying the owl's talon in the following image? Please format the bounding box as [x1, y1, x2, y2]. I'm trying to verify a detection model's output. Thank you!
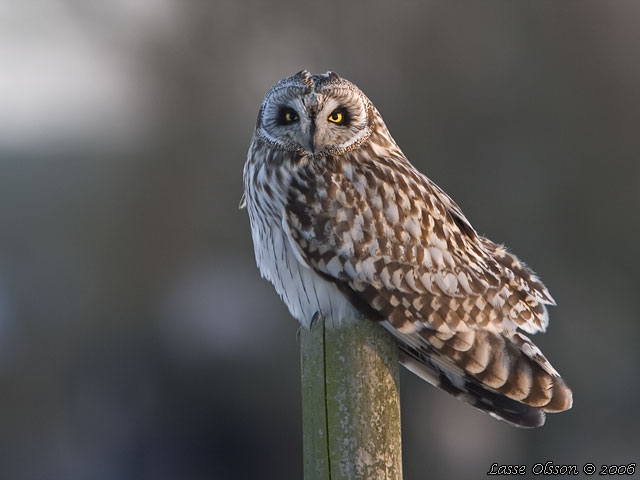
[310, 311, 322, 329]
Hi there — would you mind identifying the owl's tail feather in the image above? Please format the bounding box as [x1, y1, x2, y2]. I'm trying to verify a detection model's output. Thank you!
[400, 350, 545, 427]
[391, 327, 572, 428]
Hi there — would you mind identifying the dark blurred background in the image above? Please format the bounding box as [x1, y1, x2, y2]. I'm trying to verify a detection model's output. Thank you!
[1, 1, 639, 479]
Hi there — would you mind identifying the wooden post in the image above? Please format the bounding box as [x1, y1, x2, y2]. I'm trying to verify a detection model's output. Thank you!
[301, 318, 403, 480]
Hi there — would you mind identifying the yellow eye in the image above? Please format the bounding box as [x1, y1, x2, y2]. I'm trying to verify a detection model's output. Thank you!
[328, 111, 344, 124]
[279, 108, 298, 124]
[285, 111, 297, 122]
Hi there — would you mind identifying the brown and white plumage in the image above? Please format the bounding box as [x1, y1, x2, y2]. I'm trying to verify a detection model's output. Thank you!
[243, 70, 572, 427]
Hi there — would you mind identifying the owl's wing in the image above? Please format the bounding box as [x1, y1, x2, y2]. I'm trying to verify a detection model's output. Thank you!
[284, 155, 571, 425]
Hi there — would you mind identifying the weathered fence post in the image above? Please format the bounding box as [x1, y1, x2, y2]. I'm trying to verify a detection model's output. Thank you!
[301, 318, 403, 480]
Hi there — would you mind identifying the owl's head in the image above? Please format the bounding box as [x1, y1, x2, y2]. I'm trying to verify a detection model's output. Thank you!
[255, 71, 375, 156]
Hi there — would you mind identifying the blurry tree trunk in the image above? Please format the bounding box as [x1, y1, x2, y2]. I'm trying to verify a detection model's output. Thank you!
[301, 317, 403, 480]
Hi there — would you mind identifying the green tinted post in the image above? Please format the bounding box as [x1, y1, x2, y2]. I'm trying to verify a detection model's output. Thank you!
[301, 318, 403, 480]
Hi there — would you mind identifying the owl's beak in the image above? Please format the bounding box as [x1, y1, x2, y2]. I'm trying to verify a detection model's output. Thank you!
[302, 119, 316, 154]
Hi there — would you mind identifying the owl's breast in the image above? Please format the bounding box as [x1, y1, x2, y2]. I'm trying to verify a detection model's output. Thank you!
[243, 147, 360, 327]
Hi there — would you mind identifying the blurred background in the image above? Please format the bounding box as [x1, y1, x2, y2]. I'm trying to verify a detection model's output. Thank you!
[1, 1, 639, 478]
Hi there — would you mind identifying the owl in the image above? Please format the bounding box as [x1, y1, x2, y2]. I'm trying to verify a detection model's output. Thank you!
[242, 70, 572, 427]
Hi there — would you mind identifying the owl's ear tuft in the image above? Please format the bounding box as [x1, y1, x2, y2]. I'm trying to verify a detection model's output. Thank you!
[326, 71, 341, 82]
[295, 70, 314, 88]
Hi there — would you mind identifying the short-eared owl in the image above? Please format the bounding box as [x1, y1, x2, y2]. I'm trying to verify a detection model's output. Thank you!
[242, 70, 572, 427]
